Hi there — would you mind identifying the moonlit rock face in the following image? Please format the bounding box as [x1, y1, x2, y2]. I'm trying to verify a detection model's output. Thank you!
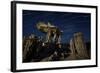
[73, 32, 88, 58]
[36, 22, 56, 33]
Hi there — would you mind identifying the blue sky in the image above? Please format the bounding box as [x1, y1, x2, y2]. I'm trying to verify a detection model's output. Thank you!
[23, 10, 91, 43]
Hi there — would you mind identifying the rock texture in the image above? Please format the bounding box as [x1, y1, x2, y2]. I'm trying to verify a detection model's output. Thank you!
[68, 32, 89, 59]
[68, 38, 76, 59]
[22, 32, 90, 62]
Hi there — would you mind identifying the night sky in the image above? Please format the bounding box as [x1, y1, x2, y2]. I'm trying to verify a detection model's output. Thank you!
[23, 10, 91, 43]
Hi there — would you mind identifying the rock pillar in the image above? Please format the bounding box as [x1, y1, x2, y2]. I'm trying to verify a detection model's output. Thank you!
[74, 32, 88, 58]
